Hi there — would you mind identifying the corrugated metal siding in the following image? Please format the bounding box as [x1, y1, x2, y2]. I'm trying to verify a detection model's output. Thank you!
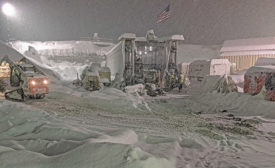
[221, 54, 275, 71]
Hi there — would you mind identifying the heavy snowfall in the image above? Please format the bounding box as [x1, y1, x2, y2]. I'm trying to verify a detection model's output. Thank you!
[1, 1, 275, 168]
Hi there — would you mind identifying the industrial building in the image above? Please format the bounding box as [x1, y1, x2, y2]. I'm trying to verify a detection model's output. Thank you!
[220, 37, 275, 71]
[106, 30, 184, 90]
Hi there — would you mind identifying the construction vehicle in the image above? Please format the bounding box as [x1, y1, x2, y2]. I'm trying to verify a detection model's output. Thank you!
[0, 56, 49, 101]
[73, 63, 111, 91]
[106, 30, 184, 92]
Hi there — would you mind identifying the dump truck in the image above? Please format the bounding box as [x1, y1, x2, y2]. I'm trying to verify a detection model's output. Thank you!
[73, 63, 111, 91]
[0, 56, 49, 101]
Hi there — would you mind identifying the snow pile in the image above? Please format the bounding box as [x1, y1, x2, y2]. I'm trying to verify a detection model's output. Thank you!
[33, 55, 87, 81]
[0, 101, 175, 168]
[9, 41, 115, 81]
[10, 41, 114, 57]
[229, 74, 245, 92]
[0, 41, 24, 62]
[184, 75, 275, 118]
[191, 92, 275, 117]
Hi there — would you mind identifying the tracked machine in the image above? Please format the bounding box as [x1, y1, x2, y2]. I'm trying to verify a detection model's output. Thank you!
[0, 56, 49, 101]
[73, 63, 111, 91]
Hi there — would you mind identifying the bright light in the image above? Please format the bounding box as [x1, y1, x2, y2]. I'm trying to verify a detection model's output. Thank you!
[149, 46, 153, 51]
[43, 79, 48, 85]
[2, 3, 16, 17]
[31, 80, 36, 85]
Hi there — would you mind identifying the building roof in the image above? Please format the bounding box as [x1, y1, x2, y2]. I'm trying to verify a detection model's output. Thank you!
[221, 36, 275, 53]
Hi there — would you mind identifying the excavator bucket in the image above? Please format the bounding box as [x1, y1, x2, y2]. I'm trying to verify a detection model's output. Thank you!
[5, 88, 24, 101]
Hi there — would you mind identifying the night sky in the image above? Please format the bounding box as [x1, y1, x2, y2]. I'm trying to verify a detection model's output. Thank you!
[1, 0, 275, 44]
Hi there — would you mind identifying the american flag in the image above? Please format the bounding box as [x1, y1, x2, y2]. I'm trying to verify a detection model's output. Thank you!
[157, 4, 171, 24]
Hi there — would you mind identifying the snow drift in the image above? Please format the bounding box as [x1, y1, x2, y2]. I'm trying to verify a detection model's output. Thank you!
[9, 41, 114, 81]
[0, 101, 175, 168]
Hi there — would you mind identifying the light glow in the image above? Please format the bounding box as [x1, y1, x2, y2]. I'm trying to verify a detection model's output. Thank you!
[31, 80, 36, 86]
[43, 79, 48, 85]
[2, 3, 16, 17]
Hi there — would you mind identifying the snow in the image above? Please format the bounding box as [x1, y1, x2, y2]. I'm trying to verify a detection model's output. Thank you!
[221, 36, 275, 52]
[0, 101, 175, 168]
[246, 66, 275, 74]
[1, 81, 275, 167]
[220, 50, 275, 57]
[10, 41, 114, 56]
[1, 40, 275, 168]
[106, 41, 124, 78]
[9, 41, 114, 81]
[220, 37, 275, 57]
[0, 41, 24, 62]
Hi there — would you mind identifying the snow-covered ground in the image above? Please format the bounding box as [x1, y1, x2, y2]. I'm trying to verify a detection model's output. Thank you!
[1, 81, 275, 168]
[1, 41, 275, 168]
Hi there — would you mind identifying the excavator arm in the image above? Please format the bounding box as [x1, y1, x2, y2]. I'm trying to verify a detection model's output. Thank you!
[0, 55, 49, 101]
[0, 56, 25, 101]
[0, 56, 24, 87]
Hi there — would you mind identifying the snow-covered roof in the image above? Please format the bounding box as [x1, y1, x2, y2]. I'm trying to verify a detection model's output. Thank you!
[135, 35, 184, 42]
[246, 66, 275, 74]
[118, 33, 184, 42]
[220, 50, 275, 57]
[159, 35, 185, 41]
[118, 33, 136, 41]
[221, 36, 275, 53]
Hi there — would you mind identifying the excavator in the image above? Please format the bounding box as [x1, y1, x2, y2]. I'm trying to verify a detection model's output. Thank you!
[0, 56, 49, 101]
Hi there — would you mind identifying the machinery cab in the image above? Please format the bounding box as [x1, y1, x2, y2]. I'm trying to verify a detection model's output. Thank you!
[82, 71, 101, 91]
